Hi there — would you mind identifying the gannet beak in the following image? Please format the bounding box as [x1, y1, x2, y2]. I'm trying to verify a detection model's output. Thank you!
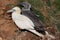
[7, 9, 14, 13]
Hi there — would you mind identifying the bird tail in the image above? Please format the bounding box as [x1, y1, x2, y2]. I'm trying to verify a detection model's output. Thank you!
[28, 29, 44, 37]
[45, 31, 55, 39]
[28, 29, 55, 39]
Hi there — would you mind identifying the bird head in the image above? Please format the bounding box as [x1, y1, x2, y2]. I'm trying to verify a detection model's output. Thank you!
[7, 7, 21, 14]
[20, 2, 31, 9]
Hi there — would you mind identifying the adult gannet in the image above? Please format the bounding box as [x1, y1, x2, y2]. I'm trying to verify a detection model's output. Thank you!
[7, 2, 55, 39]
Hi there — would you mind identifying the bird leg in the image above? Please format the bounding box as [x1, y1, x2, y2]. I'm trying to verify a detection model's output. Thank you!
[45, 31, 55, 40]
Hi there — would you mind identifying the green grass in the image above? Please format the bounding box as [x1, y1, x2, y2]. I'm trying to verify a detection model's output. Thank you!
[51, 0, 60, 31]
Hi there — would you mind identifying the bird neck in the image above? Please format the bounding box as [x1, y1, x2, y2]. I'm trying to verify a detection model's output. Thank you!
[12, 11, 21, 16]
[22, 8, 30, 11]
[13, 10, 21, 14]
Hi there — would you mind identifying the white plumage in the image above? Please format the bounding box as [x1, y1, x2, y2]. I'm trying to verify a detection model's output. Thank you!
[7, 7, 44, 37]
[12, 13, 34, 29]
[7, 7, 55, 40]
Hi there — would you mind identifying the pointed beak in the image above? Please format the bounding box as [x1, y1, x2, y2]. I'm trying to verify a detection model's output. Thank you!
[7, 9, 14, 13]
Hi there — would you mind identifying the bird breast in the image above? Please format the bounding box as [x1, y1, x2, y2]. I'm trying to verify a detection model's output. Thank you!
[12, 13, 34, 29]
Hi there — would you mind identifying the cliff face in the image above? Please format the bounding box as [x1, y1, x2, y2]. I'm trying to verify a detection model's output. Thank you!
[0, 0, 60, 40]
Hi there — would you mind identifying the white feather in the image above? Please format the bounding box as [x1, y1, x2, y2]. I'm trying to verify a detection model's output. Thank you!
[28, 29, 44, 37]
[7, 7, 55, 39]
[12, 12, 34, 29]
[10, 7, 44, 37]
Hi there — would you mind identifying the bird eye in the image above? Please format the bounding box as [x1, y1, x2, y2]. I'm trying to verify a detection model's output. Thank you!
[13, 9, 16, 12]
[21, 12, 22, 14]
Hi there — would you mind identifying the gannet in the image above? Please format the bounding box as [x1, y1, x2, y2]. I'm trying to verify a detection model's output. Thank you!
[7, 2, 55, 39]
[20, 2, 55, 39]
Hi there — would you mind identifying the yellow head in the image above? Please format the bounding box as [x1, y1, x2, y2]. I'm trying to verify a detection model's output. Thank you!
[7, 7, 21, 14]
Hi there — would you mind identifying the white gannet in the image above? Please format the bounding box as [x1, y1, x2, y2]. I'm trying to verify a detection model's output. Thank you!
[7, 6, 44, 37]
[7, 2, 55, 39]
